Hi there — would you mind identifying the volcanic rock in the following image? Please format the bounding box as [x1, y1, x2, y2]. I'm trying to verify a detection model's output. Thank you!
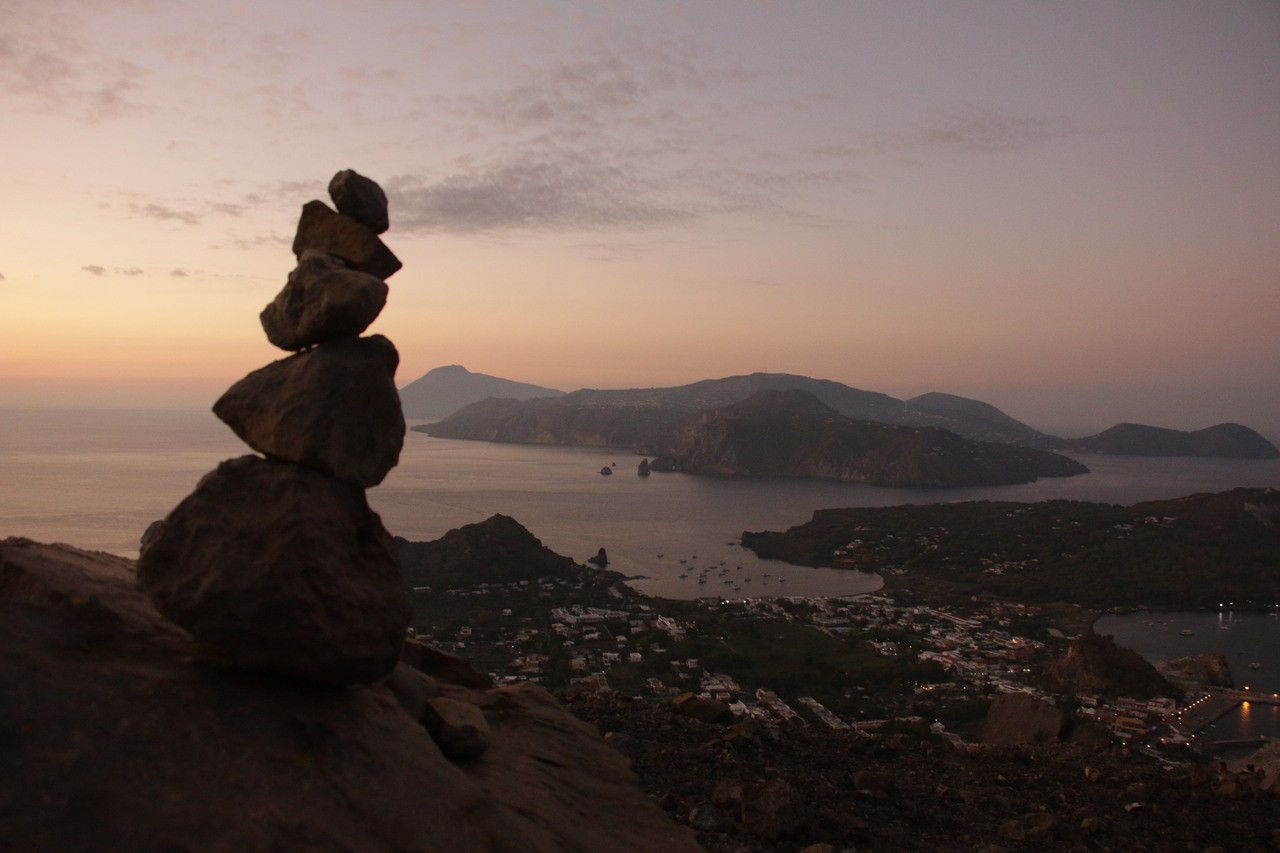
[740, 777, 802, 841]
[980, 693, 1067, 745]
[1, 537, 704, 853]
[329, 168, 390, 234]
[1155, 653, 1234, 692]
[421, 695, 493, 761]
[137, 455, 410, 685]
[260, 250, 388, 350]
[400, 636, 494, 690]
[1040, 632, 1178, 699]
[213, 334, 405, 487]
[292, 199, 402, 279]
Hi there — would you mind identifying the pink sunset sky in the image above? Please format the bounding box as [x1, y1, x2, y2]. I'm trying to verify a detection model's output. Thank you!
[2, 0, 1278, 437]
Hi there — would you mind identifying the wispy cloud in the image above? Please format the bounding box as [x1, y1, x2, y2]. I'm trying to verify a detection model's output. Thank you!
[170, 268, 188, 277]
[130, 203, 202, 225]
[82, 265, 106, 276]
[0, 15, 150, 122]
[912, 105, 1053, 154]
[389, 151, 690, 233]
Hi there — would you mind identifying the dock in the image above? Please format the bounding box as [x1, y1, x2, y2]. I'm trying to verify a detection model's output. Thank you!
[1171, 688, 1280, 740]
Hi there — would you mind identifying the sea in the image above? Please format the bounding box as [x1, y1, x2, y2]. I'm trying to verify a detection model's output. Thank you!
[4, 406, 1279, 740]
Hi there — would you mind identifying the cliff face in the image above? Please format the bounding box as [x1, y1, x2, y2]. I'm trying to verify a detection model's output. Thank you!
[649, 390, 1087, 488]
[0, 537, 702, 853]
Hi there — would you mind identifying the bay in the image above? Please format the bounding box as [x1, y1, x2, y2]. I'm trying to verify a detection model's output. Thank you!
[1094, 610, 1280, 747]
[3, 407, 1278, 602]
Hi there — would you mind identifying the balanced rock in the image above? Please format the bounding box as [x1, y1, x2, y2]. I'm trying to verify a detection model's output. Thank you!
[260, 250, 388, 351]
[137, 455, 410, 685]
[329, 169, 390, 234]
[213, 334, 404, 487]
[292, 199, 402, 279]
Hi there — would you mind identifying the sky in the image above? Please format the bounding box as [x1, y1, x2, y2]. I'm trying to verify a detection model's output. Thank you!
[2, 0, 1278, 436]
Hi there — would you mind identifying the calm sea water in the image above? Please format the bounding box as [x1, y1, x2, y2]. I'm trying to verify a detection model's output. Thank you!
[7, 406, 1278, 744]
[1095, 610, 1280, 745]
[4, 407, 1278, 601]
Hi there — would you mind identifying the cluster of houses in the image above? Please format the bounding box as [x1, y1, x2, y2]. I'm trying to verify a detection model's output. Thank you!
[422, 575, 1190, 745]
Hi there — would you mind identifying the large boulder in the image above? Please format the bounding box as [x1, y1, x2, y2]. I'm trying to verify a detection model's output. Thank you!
[0, 537, 705, 852]
[260, 250, 388, 351]
[213, 334, 405, 487]
[136, 455, 410, 685]
[1155, 653, 1235, 692]
[292, 199, 402, 279]
[980, 693, 1067, 745]
[329, 169, 390, 234]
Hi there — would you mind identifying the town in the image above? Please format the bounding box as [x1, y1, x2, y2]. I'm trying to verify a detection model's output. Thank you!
[405, 561, 1233, 754]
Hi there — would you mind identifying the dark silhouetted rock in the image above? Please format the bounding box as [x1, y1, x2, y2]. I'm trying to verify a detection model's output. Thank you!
[329, 168, 390, 235]
[421, 695, 492, 761]
[213, 334, 405, 487]
[136, 455, 410, 685]
[292, 199, 402, 279]
[638, 458, 650, 476]
[587, 547, 608, 566]
[260, 250, 388, 350]
[599, 466, 613, 476]
[395, 515, 577, 591]
[2, 538, 704, 853]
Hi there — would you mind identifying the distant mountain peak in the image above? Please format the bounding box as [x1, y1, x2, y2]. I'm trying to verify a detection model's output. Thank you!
[398, 365, 565, 421]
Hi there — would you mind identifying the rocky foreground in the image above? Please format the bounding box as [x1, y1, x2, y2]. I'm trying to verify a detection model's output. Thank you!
[0, 538, 701, 852]
[566, 691, 1280, 853]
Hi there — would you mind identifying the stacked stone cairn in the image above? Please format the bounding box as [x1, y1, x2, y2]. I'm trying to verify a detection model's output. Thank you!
[137, 170, 411, 686]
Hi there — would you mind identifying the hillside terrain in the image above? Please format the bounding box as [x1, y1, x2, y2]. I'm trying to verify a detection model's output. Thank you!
[0, 537, 701, 853]
[393, 514, 1280, 852]
[418, 371, 1056, 449]
[742, 487, 1280, 608]
[1057, 422, 1280, 458]
[413, 368, 1278, 459]
[648, 389, 1087, 487]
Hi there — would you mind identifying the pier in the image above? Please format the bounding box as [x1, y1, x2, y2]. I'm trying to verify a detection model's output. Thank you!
[1171, 688, 1280, 739]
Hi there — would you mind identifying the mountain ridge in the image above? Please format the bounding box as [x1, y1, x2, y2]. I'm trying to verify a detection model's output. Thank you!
[411, 368, 1277, 459]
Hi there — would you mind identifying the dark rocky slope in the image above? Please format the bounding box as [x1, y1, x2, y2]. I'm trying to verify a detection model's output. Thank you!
[566, 690, 1280, 853]
[0, 537, 703, 853]
[650, 389, 1087, 488]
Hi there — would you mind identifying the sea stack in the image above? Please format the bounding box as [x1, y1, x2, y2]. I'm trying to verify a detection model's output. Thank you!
[137, 170, 411, 685]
